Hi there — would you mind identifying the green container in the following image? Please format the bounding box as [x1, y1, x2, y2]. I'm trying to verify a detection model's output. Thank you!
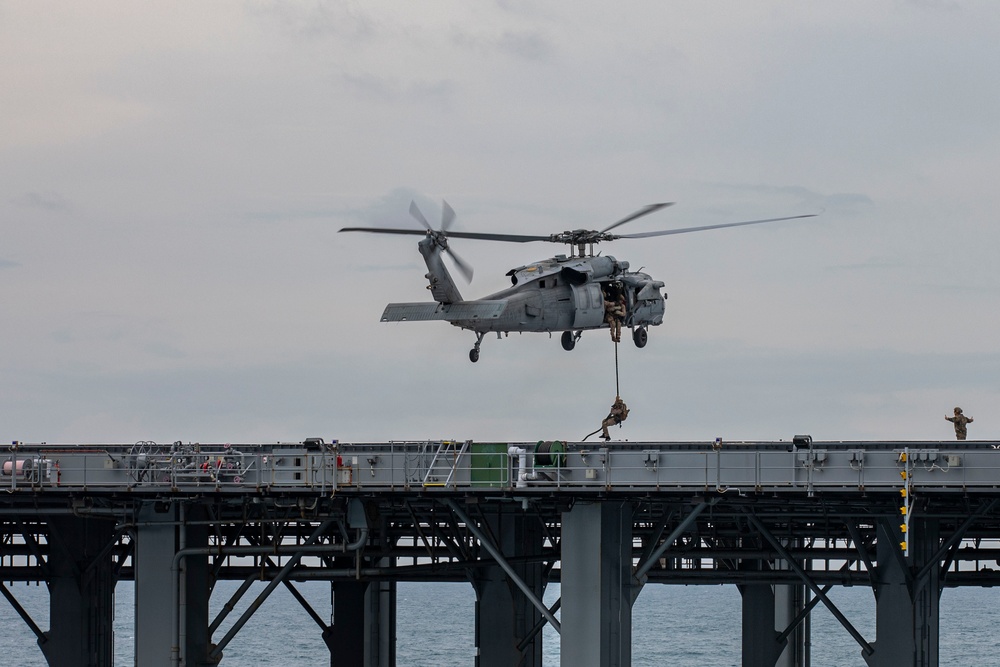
[470, 442, 510, 487]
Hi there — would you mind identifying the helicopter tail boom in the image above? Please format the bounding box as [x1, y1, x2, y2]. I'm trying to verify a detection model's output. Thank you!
[380, 300, 507, 323]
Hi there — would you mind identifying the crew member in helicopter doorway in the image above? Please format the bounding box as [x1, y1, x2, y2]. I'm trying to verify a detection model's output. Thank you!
[603, 283, 626, 343]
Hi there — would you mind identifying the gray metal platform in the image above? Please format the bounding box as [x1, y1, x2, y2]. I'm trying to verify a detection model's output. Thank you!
[2, 438, 999, 666]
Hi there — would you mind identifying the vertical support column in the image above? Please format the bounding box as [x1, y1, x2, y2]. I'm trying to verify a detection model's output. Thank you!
[740, 561, 787, 667]
[864, 521, 914, 667]
[774, 541, 808, 667]
[40, 516, 116, 667]
[327, 551, 394, 667]
[135, 504, 174, 667]
[741, 581, 778, 666]
[182, 506, 212, 667]
[473, 510, 544, 667]
[912, 519, 940, 667]
[325, 577, 370, 666]
[134, 502, 212, 667]
[364, 564, 396, 667]
[560, 501, 633, 667]
[774, 583, 807, 667]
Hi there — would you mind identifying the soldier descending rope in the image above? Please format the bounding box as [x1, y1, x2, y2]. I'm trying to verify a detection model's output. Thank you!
[582, 316, 631, 442]
[583, 395, 629, 442]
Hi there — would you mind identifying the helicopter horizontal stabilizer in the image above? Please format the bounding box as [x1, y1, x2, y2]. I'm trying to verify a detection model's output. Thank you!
[380, 301, 507, 323]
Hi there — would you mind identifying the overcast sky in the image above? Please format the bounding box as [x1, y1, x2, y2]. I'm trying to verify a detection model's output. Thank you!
[3, 1, 999, 446]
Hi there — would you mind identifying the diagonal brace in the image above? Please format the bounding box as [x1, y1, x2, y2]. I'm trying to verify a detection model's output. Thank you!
[0, 582, 46, 643]
[633, 501, 710, 584]
[443, 498, 560, 633]
[915, 498, 998, 594]
[208, 519, 336, 660]
[745, 509, 875, 657]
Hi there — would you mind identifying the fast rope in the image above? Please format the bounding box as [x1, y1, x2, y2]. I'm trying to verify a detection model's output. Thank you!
[614, 338, 620, 396]
[581, 339, 624, 442]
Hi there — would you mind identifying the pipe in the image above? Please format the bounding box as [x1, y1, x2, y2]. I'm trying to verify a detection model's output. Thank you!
[0, 508, 125, 516]
[508, 447, 528, 488]
[169, 518, 367, 666]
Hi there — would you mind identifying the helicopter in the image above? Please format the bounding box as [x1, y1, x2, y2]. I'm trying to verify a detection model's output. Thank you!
[340, 201, 815, 362]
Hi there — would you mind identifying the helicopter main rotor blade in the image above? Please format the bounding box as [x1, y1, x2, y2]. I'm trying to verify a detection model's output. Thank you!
[600, 202, 675, 234]
[340, 226, 552, 243]
[338, 226, 429, 236]
[436, 231, 553, 243]
[340, 226, 555, 243]
[614, 213, 817, 239]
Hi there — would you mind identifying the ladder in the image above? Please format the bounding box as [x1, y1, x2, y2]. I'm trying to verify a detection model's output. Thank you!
[422, 440, 468, 487]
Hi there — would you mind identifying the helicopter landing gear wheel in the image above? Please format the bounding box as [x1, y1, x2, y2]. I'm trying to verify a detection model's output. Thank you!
[633, 326, 648, 348]
[469, 331, 486, 363]
[561, 330, 583, 351]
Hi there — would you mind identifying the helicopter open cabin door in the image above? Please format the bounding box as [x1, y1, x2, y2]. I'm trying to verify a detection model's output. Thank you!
[572, 283, 605, 328]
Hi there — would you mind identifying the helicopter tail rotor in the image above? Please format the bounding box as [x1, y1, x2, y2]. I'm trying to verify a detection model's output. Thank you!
[409, 200, 433, 231]
[409, 200, 474, 283]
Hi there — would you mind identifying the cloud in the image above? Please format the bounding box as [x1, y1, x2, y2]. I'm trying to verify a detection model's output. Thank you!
[496, 31, 552, 61]
[341, 72, 457, 105]
[450, 28, 554, 62]
[248, 2, 378, 42]
[11, 191, 73, 212]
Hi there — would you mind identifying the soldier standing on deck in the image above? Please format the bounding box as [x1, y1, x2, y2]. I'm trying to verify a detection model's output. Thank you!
[945, 407, 973, 440]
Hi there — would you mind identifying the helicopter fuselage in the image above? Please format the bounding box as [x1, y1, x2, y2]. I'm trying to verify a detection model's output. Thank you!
[448, 253, 665, 335]
[377, 235, 666, 360]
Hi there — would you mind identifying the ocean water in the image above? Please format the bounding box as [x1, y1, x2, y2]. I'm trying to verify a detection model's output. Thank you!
[0, 580, 996, 665]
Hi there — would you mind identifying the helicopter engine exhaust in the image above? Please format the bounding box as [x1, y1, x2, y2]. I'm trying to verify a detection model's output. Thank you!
[560, 256, 627, 285]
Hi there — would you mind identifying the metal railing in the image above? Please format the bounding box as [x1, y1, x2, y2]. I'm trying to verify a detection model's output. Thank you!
[4, 441, 1000, 495]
